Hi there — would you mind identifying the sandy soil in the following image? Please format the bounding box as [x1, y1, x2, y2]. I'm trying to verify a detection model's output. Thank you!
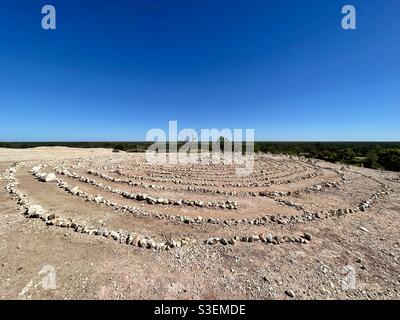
[0, 147, 399, 300]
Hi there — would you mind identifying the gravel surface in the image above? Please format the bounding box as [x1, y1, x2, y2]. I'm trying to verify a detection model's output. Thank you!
[0, 147, 399, 300]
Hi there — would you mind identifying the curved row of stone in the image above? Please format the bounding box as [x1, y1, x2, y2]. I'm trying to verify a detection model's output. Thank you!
[37, 166, 330, 226]
[62, 167, 321, 215]
[53, 167, 238, 210]
[32, 166, 244, 225]
[3, 163, 313, 250]
[205, 232, 312, 246]
[113, 157, 296, 175]
[115, 164, 311, 183]
[81, 155, 328, 188]
[6, 163, 196, 251]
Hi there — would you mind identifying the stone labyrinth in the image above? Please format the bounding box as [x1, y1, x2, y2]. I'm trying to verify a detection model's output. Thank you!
[3, 153, 391, 251]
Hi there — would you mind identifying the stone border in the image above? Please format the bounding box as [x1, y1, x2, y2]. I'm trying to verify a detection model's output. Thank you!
[3, 163, 314, 251]
[31, 163, 389, 228]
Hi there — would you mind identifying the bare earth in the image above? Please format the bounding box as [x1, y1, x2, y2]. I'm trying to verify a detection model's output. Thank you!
[0, 147, 399, 300]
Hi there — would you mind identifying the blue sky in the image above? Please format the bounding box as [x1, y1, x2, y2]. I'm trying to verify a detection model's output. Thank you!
[0, 0, 399, 141]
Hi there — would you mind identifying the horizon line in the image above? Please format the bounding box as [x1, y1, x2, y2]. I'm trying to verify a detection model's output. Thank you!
[1, 141, 400, 144]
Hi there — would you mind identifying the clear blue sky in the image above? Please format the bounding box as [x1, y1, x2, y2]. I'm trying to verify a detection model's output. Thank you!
[0, 0, 399, 141]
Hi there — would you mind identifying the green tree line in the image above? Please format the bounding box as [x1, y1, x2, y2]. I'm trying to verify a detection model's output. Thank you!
[1, 141, 399, 172]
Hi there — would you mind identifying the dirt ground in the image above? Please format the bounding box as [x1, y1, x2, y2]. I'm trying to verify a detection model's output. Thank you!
[0, 147, 399, 300]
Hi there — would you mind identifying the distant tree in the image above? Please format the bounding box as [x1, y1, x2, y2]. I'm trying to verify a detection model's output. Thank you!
[364, 151, 379, 169]
[254, 143, 261, 153]
[340, 148, 356, 161]
[377, 149, 400, 171]
[113, 144, 126, 151]
[316, 150, 339, 163]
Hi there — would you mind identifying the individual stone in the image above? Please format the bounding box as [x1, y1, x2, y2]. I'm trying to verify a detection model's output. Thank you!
[165, 240, 175, 248]
[44, 173, 57, 182]
[250, 235, 260, 242]
[30, 166, 42, 173]
[220, 238, 229, 245]
[303, 233, 312, 241]
[285, 290, 295, 298]
[126, 234, 135, 244]
[138, 239, 147, 248]
[110, 231, 120, 241]
[131, 236, 140, 246]
[70, 186, 80, 195]
[359, 226, 369, 233]
[206, 238, 220, 245]
[27, 205, 46, 218]
[147, 241, 156, 249]
[37, 173, 57, 182]
[175, 240, 182, 248]
[228, 238, 237, 245]
[58, 220, 68, 228]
